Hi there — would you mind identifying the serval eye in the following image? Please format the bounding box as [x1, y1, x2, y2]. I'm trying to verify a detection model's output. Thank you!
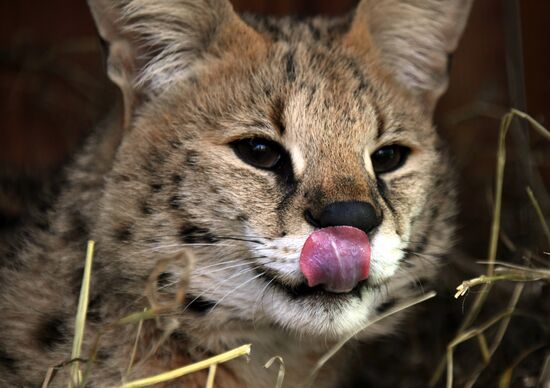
[371, 145, 410, 174]
[232, 138, 283, 170]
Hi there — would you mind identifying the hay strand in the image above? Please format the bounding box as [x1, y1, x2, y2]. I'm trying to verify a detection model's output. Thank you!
[69, 240, 95, 388]
[117, 344, 251, 388]
[264, 356, 285, 388]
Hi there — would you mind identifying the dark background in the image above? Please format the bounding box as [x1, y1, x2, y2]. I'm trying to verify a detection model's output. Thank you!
[1, 1, 548, 386]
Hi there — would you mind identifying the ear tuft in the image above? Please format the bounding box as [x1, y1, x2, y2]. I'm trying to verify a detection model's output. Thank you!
[119, 0, 236, 92]
[348, 0, 473, 109]
[87, 0, 261, 127]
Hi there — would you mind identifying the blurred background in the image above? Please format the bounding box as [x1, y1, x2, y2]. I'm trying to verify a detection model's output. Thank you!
[1, 0, 548, 386]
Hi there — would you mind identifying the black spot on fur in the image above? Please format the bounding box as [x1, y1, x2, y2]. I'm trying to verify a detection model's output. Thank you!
[172, 174, 183, 185]
[141, 202, 153, 216]
[114, 225, 133, 243]
[285, 50, 296, 82]
[415, 234, 429, 254]
[376, 298, 397, 314]
[170, 330, 190, 343]
[95, 349, 111, 362]
[184, 294, 216, 314]
[36, 315, 67, 350]
[169, 195, 181, 210]
[150, 183, 163, 193]
[179, 225, 218, 244]
[169, 138, 183, 149]
[185, 150, 199, 167]
[236, 214, 249, 222]
[0, 347, 17, 372]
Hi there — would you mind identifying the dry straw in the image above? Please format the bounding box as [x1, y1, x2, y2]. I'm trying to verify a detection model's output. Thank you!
[69, 240, 95, 388]
[430, 109, 550, 388]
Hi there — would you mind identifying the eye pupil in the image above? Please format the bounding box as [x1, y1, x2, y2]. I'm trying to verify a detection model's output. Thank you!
[371, 145, 409, 173]
[232, 138, 282, 169]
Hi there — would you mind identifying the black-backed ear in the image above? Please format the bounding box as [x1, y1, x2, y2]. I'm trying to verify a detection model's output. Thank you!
[346, 0, 473, 112]
[87, 0, 264, 129]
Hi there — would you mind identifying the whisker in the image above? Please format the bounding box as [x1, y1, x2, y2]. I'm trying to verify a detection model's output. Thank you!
[209, 271, 266, 314]
[252, 276, 276, 326]
[400, 239, 451, 251]
[181, 265, 262, 315]
[400, 250, 441, 270]
[189, 258, 243, 272]
[135, 233, 271, 246]
[155, 261, 252, 292]
[192, 261, 254, 276]
[394, 267, 428, 293]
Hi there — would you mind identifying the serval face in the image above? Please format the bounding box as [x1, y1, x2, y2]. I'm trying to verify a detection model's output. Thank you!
[89, 0, 471, 338]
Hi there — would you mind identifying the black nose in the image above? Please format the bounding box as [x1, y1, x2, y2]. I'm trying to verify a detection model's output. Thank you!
[305, 201, 382, 234]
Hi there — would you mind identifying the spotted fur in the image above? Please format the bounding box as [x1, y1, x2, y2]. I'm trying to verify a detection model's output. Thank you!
[0, 0, 472, 386]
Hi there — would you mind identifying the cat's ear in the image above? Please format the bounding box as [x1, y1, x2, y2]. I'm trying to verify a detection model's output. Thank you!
[87, 0, 264, 128]
[346, 0, 473, 111]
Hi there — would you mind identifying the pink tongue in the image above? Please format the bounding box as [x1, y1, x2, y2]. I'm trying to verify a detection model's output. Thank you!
[299, 226, 371, 293]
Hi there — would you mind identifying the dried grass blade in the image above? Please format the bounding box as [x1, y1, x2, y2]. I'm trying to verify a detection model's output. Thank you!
[264, 356, 285, 388]
[117, 344, 251, 388]
[69, 240, 95, 388]
[431, 109, 513, 387]
[526, 186, 550, 246]
[126, 310, 145, 376]
[205, 363, 217, 388]
[463, 283, 525, 388]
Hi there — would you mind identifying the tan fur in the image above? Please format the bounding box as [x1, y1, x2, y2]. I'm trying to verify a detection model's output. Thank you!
[0, 0, 472, 386]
